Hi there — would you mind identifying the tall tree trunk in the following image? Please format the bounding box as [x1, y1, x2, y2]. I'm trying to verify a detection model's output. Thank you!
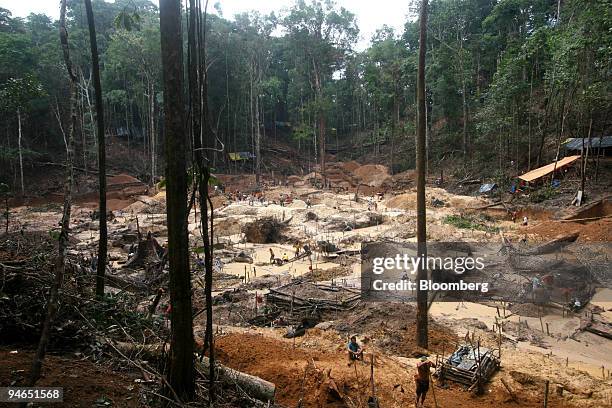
[528, 66, 533, 170]
[594, 128, 603, 182]
[391, 77, 398, 175]
[78, 78, 87, 173]
[188, 0, 216, 402]
[249, 66, 255, 174]
[28, 0, 76, 388]
[313, 58, 326, 185]
[551, 94, 570, 179]
[84, 0, 107, 299]
[580, 116, 593, 201]
[81, 71, 95, 171]
[17, 109, 24, 195]
[459, 37, 468, 157]
[416, 0, 429, 350]
[149, 80, 156, 184]
[161, 0, 194, 401]
[255, 84, 261, 184]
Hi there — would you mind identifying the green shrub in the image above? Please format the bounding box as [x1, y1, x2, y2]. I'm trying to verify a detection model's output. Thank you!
[443, 214, 499, 233]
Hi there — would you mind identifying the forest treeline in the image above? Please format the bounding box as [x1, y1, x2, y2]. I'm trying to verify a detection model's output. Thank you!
[0, 0, 610, 189]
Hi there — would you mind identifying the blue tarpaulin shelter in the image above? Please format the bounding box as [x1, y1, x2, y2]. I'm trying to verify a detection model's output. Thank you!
[479, 183, 497, 194]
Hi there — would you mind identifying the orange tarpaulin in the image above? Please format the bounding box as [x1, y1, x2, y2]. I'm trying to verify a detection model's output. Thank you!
[518, 155, 580, 183]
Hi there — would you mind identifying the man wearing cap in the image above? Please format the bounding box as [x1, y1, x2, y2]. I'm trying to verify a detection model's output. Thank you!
[414, 356, 436, 407]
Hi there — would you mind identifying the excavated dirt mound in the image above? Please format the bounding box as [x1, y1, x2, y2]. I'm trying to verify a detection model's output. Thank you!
[242, 217, 286, 243]
[108, 173, 143, 185]
[524, 218, 612, 242]
[214, 332, 577, 408]
[216, 174, 257, 193]
[385, 187, 485, 210]
[352, 164, 391, 187]
[332, 302, 456, 357]
[339, 160, 361, 173]
[385, 192, 418, 210]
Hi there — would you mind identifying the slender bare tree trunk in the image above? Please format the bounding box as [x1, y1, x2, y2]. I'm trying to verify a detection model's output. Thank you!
[84, 0, 108, 299]
[17, 109, 24, 195]
[527, 64, 535, 170]
[391, 74, 398, 174]
[460, 59, 468, 157]
[416, 0, 429, 349]
[594, 130, 603, 181]
[249, 66, 255, 174]
[580, 116, 593, 201]
[161, 0, 194, 401]
[27, 0, 76, 388]
[255, 79, 261, 184]
[82, 71, 95, 171]
[313, 58, 326, 186]
[148, 79, 156, 184]
[78, 76, 88, 173]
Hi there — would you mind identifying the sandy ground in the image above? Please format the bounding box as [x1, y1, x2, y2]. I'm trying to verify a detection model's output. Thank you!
[430, 301, 612, 378]
[5, 171, 612, 407]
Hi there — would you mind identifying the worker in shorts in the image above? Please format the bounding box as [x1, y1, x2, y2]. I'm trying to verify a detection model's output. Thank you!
[347, 336, 364, 365]
[414, 356, 436, 407]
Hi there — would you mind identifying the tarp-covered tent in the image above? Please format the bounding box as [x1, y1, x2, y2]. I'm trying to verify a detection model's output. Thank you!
[478, 183, 497, 194]
[228, 152, 255, 161]
[564, 136, 612, 157]
[518, 155, 580, 183]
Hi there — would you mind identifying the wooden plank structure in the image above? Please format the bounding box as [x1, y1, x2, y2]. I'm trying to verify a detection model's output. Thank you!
[435, 344, 500, 387]
[518, 155, 580, 183]
[265, 280, 361, 314]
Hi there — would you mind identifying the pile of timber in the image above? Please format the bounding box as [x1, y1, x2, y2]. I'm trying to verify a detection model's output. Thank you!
[435, 344, 500, 387]
[265, 281, 361, 313]
[580, 316, 612, 340]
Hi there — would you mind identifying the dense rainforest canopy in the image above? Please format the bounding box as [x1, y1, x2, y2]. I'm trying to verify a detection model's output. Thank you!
[0, 0, 610, 188]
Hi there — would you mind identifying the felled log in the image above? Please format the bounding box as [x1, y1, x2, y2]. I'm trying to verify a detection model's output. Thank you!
[72, 263, 152, 293]
[112, 341, 275, 403]
[471, 201, 508, 210]
[197, 358, 275, 403]
[521, 233, 579, 255]
[501, 378, 518, 402]
[583, 322, 612, 340]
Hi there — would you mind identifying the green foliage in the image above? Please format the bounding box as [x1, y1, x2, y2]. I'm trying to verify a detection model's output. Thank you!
[48, 229, 61, 241]
[0, 146, 41, 161]
[83, 292, 166, 338]
[0, 74, 45, 112]
[114, 7, 142, 31]
[0, 0, 608, 176]
[529, 185, 559, 203]
[443, 214, 499, 233]
[292, 122, 314, 143]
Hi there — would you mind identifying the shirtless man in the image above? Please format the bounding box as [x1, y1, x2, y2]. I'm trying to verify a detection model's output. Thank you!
[414, 356, 436, 407]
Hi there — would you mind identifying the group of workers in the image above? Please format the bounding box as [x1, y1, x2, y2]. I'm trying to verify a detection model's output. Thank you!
[268, 243, 312, 266]
[347, 336, 436, 407]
